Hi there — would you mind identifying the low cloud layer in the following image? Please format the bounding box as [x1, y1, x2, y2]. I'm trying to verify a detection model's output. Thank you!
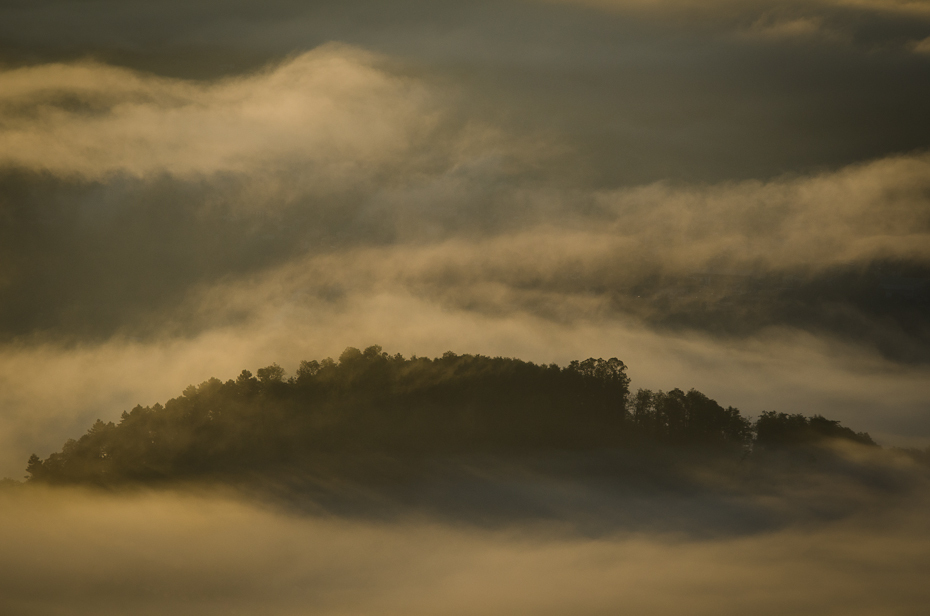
[2, 485, 930, 615]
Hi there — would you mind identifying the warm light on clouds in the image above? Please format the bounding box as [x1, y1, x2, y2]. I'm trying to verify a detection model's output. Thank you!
[0, 45, 451, 181]
[1, 486, 929, 615]
[1, 2, 929, 613]
[741, 16, 835, 41]
[0, 41, 928, 477]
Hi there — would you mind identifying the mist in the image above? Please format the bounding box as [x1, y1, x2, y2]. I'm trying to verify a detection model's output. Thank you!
[1, 1, 929, 611]
[3, 471, 930, 616]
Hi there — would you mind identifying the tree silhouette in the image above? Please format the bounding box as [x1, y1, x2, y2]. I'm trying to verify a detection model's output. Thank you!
[23, 346, 875, 485]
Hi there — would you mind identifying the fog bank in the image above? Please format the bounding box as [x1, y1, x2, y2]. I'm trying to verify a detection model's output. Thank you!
[2, 484, 929, 616]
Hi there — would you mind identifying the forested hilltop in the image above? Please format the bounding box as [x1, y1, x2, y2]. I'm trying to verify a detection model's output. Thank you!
[26, 346, 877, 485]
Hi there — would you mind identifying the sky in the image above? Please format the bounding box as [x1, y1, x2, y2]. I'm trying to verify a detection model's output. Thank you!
[1, 0, 930, 478]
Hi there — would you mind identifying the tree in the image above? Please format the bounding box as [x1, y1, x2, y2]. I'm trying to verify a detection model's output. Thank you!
[26, 454, 44, 480]
[754, 411, 875, 447]
[256, 363, 285, 384]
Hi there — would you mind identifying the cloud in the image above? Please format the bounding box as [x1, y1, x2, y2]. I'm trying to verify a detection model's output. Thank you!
[3, 46, 927, 277]
[913, 35, 930, 52]
[739, 15, 840, 41]
[538, 0, 930, 52]
[592, 153, 930, 271]
[176, 152, 930, 336]
[3, 1, 929, 188]
[542, 0, 930, 18]
[835, 0, 930, 16]
[0, 43, 501, 185]
[1, 485, 930, 615]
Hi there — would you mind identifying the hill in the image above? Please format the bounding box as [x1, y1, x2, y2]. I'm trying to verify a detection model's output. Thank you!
[25, 346, 876, 486]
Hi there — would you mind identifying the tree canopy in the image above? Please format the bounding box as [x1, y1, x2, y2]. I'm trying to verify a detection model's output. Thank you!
[24, 346, 875, 485]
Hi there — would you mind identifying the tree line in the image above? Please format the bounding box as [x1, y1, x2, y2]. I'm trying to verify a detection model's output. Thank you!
[25, 346, 875, 485]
